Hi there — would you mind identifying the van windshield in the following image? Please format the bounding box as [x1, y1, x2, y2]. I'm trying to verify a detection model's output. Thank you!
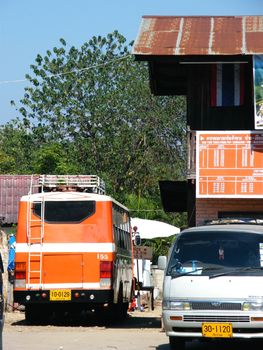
[167, 230, 263, 276]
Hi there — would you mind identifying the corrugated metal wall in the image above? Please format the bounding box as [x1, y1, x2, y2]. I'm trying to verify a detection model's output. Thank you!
[0, 175, 39, 225]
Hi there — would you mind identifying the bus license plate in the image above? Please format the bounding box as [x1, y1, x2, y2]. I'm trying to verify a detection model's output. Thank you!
[50, 290, 71, 301]
[202, 323, 232, 338]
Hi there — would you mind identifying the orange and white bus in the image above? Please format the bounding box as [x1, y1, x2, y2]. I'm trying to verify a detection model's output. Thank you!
[13, 175, 134, 323]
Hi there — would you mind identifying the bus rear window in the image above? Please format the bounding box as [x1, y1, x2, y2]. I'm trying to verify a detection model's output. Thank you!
[33, 201, 96, 223]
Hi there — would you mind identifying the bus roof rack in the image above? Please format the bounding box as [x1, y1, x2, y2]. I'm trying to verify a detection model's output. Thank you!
[204, 217, 263, 225]
[38, 175, 106, 194]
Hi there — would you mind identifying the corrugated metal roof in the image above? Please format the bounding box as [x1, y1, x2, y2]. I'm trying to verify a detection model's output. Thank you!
[132, 16, 263, 56]
[0, 175, 38, 224]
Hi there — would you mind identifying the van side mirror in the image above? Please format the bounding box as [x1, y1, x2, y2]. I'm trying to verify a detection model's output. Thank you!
[158, 255, 167, 270]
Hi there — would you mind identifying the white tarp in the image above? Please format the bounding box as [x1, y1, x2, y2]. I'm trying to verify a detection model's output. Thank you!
[131, 217, 180, 239]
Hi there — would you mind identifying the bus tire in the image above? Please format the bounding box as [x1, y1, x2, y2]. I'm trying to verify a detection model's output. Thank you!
[25, 305, 50, 325]
[114, 286, 128, 320]
[25, 305, 39, 324]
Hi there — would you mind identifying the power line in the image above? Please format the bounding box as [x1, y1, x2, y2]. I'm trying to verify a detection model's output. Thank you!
[0, 54, 131, 85]
[129, 209, 164, 212]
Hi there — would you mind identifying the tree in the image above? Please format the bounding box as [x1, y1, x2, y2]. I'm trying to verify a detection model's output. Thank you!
[8, 31, 187, 224]
[0, 119, 33, 173]
[126, 193, 187, 262]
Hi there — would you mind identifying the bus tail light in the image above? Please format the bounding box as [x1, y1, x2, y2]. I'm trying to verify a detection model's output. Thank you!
[100, 261, 112, 287]
[100, 261, 112, 278]
[14, 262, 26, 288]
[15, 271, 26, 279]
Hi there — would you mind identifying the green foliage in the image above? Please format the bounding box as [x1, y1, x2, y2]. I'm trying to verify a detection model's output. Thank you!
[142, 236, 177, 264]
[255, 85, 263, 102]
[3, 31, 188, 232]
[126, 192, 187, 262]
[124, 193, 187, 227]
[0, 150, 16, 173]
[32, 143, 78, 174]
[0, 119, 34, 173]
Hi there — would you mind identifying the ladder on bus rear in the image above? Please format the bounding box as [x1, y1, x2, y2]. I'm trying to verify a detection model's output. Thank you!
[26, 174, 106, 288]
[27, 175, 45, 288]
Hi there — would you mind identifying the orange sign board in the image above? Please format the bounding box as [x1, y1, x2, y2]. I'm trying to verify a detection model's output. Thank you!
[196, 131, 263, 197]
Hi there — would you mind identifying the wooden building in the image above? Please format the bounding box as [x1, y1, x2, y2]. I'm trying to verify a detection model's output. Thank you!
[132, 15, 263, 226]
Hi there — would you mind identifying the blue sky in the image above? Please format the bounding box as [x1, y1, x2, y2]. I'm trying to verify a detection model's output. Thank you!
[0, 0, 262, 125]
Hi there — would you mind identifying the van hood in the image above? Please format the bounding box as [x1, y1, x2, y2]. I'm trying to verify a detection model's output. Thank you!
[163, 275, 263, 300]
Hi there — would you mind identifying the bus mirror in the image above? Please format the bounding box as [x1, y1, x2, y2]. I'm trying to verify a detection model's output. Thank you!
[158, 256, 167, 270]
[134, 233, 141, 246]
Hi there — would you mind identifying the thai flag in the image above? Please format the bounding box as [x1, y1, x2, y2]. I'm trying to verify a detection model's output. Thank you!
[211, 64, 244, 107]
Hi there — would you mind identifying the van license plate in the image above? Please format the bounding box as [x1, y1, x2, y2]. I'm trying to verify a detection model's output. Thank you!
[202, 323, 232, 338]
[50, 290, 71, 301]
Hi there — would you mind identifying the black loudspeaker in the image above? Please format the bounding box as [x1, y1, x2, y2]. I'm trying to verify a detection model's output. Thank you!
[159, 181, 188, 212]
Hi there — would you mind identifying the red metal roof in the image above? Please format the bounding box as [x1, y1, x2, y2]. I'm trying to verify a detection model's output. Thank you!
[132, 16, 263, 56]
[0, 175, 38, 224]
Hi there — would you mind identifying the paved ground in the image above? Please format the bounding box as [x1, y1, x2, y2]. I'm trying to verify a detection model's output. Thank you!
[3, 300, 163, 327]
[3, 301, 166, 350]
[3, 303, 263, 350]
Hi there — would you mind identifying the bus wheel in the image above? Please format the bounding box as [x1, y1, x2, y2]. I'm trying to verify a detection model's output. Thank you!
[114, 287, 128, 320]
[119, 301, 128, 319]
[25, 305, 50, 325]
[25, 305, 39, 324]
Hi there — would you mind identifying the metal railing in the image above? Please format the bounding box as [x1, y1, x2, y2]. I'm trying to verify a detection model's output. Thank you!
[38, 174, 106, 194]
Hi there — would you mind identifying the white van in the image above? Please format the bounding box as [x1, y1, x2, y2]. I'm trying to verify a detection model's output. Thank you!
[160, 221, 263, 349]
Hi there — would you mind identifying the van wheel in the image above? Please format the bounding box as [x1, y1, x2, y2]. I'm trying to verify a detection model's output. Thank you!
[169, 337, 185, 350]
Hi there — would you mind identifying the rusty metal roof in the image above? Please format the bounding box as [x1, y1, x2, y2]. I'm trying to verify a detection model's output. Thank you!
[0, 175, 38, 224]
[132, 16, 263, 56]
